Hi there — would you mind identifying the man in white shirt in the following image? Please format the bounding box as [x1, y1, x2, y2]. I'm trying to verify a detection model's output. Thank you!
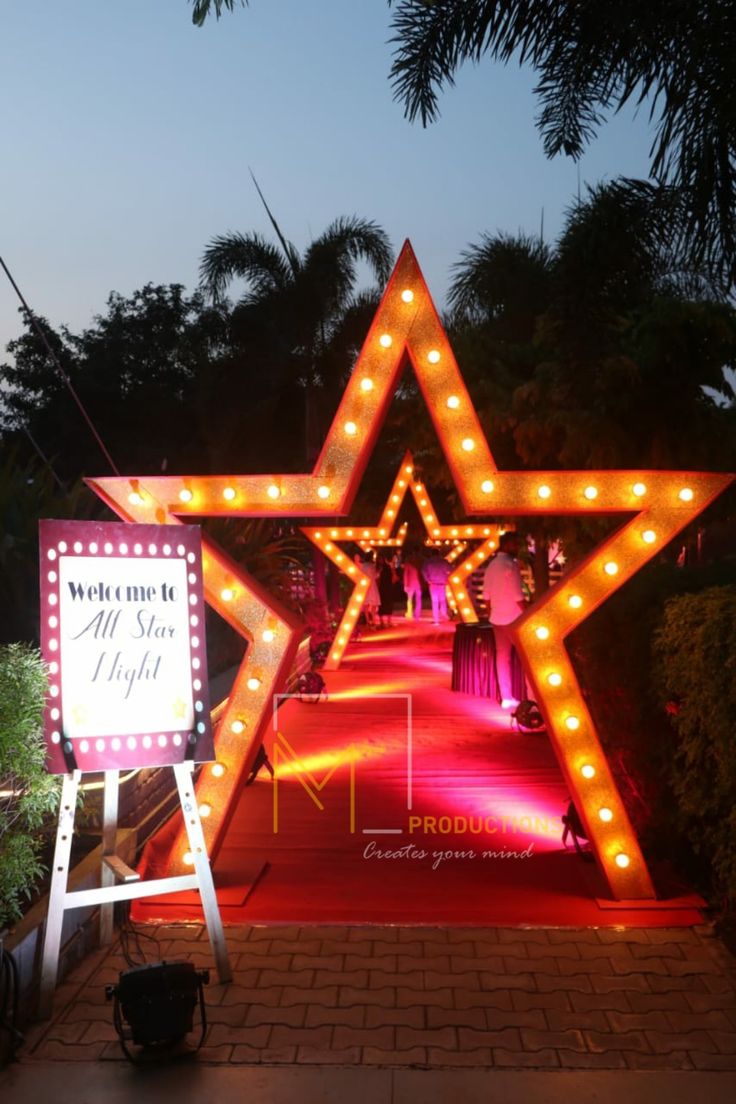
[482, 532, 526, 708]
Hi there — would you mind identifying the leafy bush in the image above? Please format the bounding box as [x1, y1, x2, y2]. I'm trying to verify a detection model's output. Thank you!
[568, 557, 736, 892]
[652, 586, 736, 905]
[0, 644, 60, 929]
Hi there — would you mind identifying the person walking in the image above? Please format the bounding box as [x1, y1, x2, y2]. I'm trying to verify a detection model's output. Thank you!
[377, 554, 398, 628]
[357, 553, 380, 627]
[422, 549, 451, 624]
[402, 550, 424, 620]
[482, 531, 527, 708]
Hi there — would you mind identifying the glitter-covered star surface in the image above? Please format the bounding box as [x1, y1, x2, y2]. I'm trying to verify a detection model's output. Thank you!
[88, 241, 733, 899]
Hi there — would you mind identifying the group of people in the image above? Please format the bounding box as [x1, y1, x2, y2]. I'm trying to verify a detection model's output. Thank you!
[354, 531, 527, 709]
[354, 546, 455, 628]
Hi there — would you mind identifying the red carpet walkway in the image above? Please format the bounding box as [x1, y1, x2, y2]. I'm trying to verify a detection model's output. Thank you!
[135, 618, 701, 926]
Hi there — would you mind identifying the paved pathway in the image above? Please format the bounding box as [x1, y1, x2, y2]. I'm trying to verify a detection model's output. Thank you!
[22, 921, 736, 1070]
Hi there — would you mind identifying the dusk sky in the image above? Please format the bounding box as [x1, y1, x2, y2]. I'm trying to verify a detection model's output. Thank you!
[1, 1, 655, 356]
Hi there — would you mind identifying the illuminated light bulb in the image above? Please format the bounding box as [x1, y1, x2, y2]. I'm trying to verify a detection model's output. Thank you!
[462, 607, 472, 616]
[379, 528, 387, 537]
[387, 509, 395, 519]
[461, 438, 475, 452]
[584, 486, 598, 500]
[247, 677, 261, 691]
[332, 651, 340, 660]
[379, 333, 392, 348]
[361, 377, 374, 392]
[336, 553, 344, 563]
[317, 485, 330, 500]
[267, 484, 280, 500]
[401, 289, 414, 303]
[346, 529, 354, 537]
[451, 575, 460, 583]
[398, 479, 405, 487]
[344, 421, 357, 437]
[433, 528, 440, 537]
[427, 349, 441, 364]
[537, 485, 551, 499]
[338, 637, 346, 646]
[642, 529, 656, 544]
[464, 563, 472, 571]
[604, 561, 619, 576]
[420, 498, 427, 507]
[179, 488, 193, 503]
[220, 587, 234, 602]
[615, 853, 630, 869]
[632, 482, 647, 497]
[481, 480, 494, 494]
[348, 565, 357, 575]
[451, 528, 458, 536]
[534, 626, 550, 641]
[679, 487, 694, 502]
[199, 803, 212, 818]
[565, 716, 580, 731]
[231, 720, 245, 734]
[446, 395, 460, 409]
[128, 491, 143, 506]
[314, 531, 322, 540]
[547, 672, 562, 687]
[392, 494, 400, 503]
[405, 465, 413, 474]
[362, 529, 370, 537]
[211, 762, 226, 778]
[183, 852, 194, 866]
[569, 594, 583, 609]
[425, 514, 434, 523]
[599, 807, 613, 822]
[262, 629, 275, 643]
[581, 764, 596, 779]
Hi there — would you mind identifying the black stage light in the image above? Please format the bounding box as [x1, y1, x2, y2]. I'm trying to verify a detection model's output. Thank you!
[106, 960, 209, 1062]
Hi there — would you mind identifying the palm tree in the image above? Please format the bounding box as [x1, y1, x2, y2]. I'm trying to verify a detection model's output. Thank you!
[446, 180, 736, 591]
[389, 1, 736, 285]
[200, 210, 393, 459]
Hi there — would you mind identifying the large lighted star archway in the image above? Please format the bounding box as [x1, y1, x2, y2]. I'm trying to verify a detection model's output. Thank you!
[88, 241, 733, 900]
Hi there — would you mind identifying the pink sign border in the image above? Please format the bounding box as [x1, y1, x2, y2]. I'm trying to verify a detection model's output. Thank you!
[39, 518, 214, 774]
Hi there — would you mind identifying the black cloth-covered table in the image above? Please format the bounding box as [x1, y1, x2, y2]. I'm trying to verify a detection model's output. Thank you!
[451, 621, 525, 701]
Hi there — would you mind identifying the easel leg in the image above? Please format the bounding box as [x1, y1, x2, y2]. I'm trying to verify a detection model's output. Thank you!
[100, 770, 119, 945]
[39, 771, 80, 1019]
[173, 762, 232, 984]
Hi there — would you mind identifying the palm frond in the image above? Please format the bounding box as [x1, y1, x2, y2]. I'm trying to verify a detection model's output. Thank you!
[190, 0, 247, 28]
[303, 216, 393, 306]
[199, 232, 293, 303]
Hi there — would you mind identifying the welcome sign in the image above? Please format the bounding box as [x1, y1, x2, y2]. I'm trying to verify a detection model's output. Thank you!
[39, 519, 214, 773]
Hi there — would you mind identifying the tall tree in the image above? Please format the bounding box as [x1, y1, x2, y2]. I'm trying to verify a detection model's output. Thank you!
[199, 214, 393, 461]
[2, 285, 228, 480]
[389, 1, 736, 285]
[420, 181, 736, 590]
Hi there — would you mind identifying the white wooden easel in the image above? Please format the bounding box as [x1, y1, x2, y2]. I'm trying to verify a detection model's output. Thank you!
[39, 761, 231, 1018]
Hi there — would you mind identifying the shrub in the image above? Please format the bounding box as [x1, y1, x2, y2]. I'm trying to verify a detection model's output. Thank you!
[0, 644, 60, 929]
[652, 586, 736, 905]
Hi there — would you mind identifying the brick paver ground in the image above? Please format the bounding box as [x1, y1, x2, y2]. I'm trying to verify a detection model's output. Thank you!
[24, 923, 736, 1070]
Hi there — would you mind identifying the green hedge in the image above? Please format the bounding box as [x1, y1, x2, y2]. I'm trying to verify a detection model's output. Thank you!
[0, 644, 60, 929]
[652, 586, 736, 905]
[568, 560, 736, 901]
